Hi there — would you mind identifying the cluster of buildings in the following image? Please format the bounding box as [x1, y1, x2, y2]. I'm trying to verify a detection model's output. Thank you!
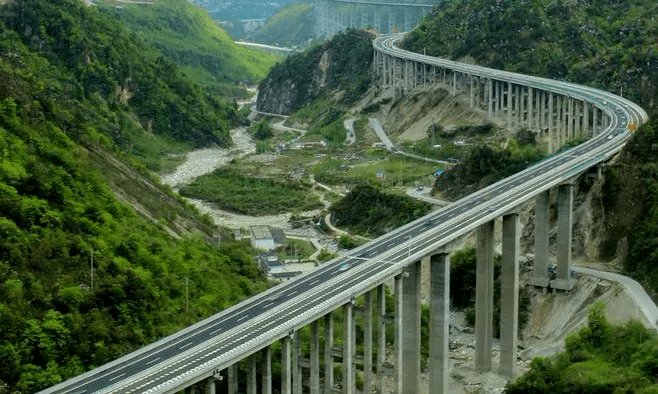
[248, 225, 307, 279]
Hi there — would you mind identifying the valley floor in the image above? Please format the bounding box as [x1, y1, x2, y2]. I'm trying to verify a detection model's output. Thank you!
[158, 88, 658, 393]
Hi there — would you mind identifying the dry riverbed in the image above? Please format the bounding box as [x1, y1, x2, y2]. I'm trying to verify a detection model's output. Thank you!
[159, 126, 335, 245]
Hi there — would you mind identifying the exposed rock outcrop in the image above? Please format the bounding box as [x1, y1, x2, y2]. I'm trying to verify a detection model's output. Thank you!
[256, 29, 375, 115]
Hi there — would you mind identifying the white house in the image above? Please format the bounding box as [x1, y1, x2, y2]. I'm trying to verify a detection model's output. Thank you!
[249, 225, 285, 251]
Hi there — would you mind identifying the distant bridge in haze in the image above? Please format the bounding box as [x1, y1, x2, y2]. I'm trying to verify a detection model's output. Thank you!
[235, 41, 295, 54]
[315, 0, 435, 38]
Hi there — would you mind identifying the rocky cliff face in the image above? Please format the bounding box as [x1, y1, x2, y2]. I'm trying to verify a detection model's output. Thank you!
[256, 50, 331, 114]
[256, 29, 375, 115]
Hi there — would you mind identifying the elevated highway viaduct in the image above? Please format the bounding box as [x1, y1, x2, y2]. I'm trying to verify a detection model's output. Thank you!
[315, 0, 433, 38]
[40, 34, 647, 394]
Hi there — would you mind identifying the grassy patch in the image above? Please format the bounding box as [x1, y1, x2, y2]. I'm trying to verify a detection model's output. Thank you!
[316, 249, 338, 262]
[129, 132, 194, 173]
[276, 238, 316, 260]
[313, 156, 439, 189]
[179, 167, 323, 215]
[275, 149, 318, 169]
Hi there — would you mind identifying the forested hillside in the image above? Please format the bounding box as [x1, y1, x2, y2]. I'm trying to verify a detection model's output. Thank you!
[599, 118, 658, 293]
[0, 0, 270, 392]
[248, 2, 315, 47]
[403, 0, 658, 111]
[257, 29, 375, 114]
[506, 302, 658, 393]
[101, 0, 278, 91]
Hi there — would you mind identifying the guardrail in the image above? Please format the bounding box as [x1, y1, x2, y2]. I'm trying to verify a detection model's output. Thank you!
[40, 34, 648, 394]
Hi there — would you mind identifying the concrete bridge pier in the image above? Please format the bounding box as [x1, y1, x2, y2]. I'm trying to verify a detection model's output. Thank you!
[500, 213, 520, 377]
[475, 220, 495, 372]
[402, 260, 421, 394]
[497, 81, 503, 118]
[262, 346, 272, 394]
[507, 82, 513, 129]
[204, 377, 217, 394]
[567, 97, 574, 141]
[377, 284, 386, 394]
[574, 100, 581, 138]
[383, 54, 389, 86]
[343, 301, 355, 394]
[404, 11, 412, 31]
[515, 84, 522, 125]
[555, 96, 561, 144]
[474, 76, 483, 110]
[374, 11, 382, 33]
[488, 78, 493, 118]
[561, 96, 568, 143]
[529, 86, 535, 127]
[293, 331, 302, 394]
[394, 274, 404, 393]
[386, 7, 395, 32]
[228, 364, 238, 394]
[548, 92, 554, 153]
[552, 183, 574, 290]
[555, 96, 562, 147]
[282, 336, 292, 394]
[583, 102, 590, 137]
[536, 90, 546, 130]
[470, 74, 475, 108]
[452, 71, 457, 95]
[429, 252, 450, 394]
[530, 191, 550, 288]
[247, 355, 257, 394]
[324, 312, 334, 393]
[310, 321, 320, 394]
[363, 290, 374, 394]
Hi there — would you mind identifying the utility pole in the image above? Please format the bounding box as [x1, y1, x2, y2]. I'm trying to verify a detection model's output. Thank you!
[185, 277, 189, 313]
[90, 247, 94, 291]
[432, 119, 436, 147]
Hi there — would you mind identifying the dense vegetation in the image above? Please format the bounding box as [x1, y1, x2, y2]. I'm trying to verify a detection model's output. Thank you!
[248, 3, 316, 47]
[329, 184, 431, 237]
[102, 0, 278, 90]
[2, 0, 254, 172]
[450, 247, 531, 338]
[0, 0, 272, 392]
[599, 116, 658, 297]
[435, 134, 544, 200]
[506, 302, 658, 393]
[179, 167, 323, 215]
[403, 0, 658, 111]
[257, 29, 375, 114]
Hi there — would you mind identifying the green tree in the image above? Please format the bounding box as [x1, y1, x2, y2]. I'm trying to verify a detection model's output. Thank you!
[251, 119, 273, 140]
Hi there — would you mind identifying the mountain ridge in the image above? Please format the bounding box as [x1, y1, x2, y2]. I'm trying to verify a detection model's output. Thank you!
[0, 0, 270, 391]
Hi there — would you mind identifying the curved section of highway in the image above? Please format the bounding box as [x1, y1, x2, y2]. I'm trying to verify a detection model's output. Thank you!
[40, 35, 648, 394]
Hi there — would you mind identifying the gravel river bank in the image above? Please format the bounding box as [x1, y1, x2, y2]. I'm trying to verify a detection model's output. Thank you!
[159, 126, 334, 245]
